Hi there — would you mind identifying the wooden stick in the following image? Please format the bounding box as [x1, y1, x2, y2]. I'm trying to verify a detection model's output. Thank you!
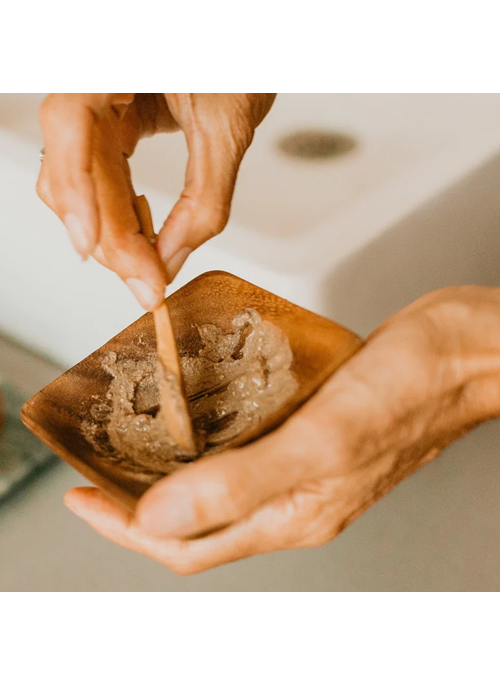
[135, 195, 197, 455]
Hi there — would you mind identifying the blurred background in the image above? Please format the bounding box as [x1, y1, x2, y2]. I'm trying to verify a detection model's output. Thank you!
[2, 94, 500, 590]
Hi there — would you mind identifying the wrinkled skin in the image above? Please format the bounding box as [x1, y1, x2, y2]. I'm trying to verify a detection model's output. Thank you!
[37, 93, 276, 309]
[65, 286, 500, 574]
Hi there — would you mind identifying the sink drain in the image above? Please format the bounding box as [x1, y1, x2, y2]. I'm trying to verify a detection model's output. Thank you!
[277, 130, 356, 161]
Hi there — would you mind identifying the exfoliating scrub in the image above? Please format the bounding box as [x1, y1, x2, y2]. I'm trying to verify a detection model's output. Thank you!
[82, 309, 297, 480]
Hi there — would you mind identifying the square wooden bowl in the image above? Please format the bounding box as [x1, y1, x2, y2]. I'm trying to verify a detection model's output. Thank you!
[21, 271, 362, 510]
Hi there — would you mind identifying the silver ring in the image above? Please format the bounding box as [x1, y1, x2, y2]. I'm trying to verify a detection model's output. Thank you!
[39, 147, 45, 162]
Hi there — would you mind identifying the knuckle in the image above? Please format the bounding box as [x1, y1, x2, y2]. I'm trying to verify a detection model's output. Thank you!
[166, 555, 199, 576]
[39, 93, 99, 130]
[35, 175, 46, 201]
[287, 491, 339, 549]
[305, 526, 335, 548]
[38, 94, 60, 125]
[194, 203, 230, 239]
[99, 249, 124, 277]
[36, 174, 52, 206]
[296, 518, 336, 549]
[99, 232, 136, 265]
[192, 476, 241, 529]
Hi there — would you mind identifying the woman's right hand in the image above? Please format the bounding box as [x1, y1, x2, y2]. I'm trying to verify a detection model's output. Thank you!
[37, 93, 275, 310]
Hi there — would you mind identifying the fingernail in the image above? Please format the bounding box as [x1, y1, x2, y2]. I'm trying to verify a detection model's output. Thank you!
[139, 494, 196, 537]
[126, 278, 164, 311]
[166, 247, 192, 284]
[64, 213, 91, 258]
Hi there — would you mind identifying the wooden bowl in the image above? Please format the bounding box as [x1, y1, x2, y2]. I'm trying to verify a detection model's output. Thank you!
[21, 271, 362, 511]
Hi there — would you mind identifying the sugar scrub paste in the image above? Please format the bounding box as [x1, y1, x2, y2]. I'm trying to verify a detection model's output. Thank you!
[81, 309, 297, 481]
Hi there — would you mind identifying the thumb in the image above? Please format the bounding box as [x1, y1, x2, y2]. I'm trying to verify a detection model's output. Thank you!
[135, 417, 324, 540]
[157, 132, 247, 283]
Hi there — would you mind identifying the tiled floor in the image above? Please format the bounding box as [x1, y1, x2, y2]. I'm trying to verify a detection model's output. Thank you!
[1, 333, 500, 591]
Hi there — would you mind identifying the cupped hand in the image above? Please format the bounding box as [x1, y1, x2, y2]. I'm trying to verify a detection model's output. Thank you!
[37, 93, 275, 310]
[65, 286, 500, 573]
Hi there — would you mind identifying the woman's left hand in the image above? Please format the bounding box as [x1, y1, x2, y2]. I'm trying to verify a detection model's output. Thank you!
[65, 286, 500, 574]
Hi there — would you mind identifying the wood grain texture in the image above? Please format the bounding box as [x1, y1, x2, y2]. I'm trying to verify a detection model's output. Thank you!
[134, 194, 196, 454]
[21, 271, 363, 511]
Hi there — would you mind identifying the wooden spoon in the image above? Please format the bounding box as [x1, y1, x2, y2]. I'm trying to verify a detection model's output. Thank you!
[134, 195, 196, 455]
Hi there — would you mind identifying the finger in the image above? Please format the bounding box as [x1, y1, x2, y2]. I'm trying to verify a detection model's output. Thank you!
[37, 92, 161, 306]
[65, 486, 303, 575]
[38, 93, 109, 258]
[135, 415, 329, 540]
[65, 487, 184, 559]
[35, 161, 55, 212]
[91, 116, 167, 310]
[37, 158, 94, 264]
[37, 158, 95, 263]
[156, 132, 245, 283]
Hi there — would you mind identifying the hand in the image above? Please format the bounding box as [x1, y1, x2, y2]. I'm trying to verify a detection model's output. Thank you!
[65, 286, 500, 574]
[37, 93, 275, 310]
